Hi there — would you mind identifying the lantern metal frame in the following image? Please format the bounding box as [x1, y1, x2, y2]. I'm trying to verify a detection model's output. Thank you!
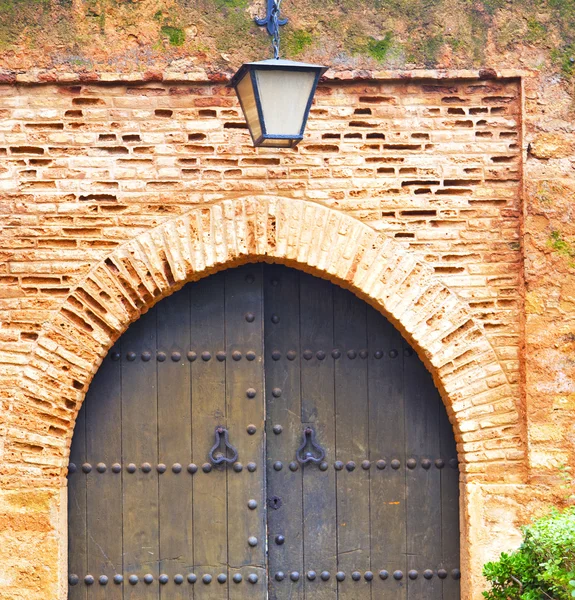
[230, 59, 327, 149]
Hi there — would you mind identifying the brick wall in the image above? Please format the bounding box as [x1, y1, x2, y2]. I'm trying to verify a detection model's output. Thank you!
[0, 74, 543, 599]
[1, 77, 522, 369]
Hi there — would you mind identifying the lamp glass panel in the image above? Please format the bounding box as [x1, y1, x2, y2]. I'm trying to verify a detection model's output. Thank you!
[259, 138, 295, 147]
[236, 71, 262, 142]
[254, 69, 316, 136]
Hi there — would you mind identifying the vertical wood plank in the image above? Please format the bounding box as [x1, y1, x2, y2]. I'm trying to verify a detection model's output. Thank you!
[86, 346, 123, 600]
[225, 265, 267, 600]
[333, 288, 371, 600]
[157, 286, 193, 600]
[68, 394, 87, 600]
[367, 310, 407, 600]
[190, 273, 228, 600]
[404, 341, 442, 600]
[121, 310, 159, 600]
[299, 273, 338, 600]
[440, 404, 460, 599]
[264, 265, 304, 600]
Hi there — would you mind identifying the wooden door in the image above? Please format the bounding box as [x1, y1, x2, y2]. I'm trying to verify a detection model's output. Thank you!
[262, 265, 460, 600]
[68, 264, 460, 599]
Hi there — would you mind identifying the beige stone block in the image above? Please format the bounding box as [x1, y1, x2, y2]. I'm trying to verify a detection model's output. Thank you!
[530, 133, 575, 159]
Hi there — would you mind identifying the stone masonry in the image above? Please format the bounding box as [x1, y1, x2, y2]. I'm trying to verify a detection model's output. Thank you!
[0, 71, 570, 600]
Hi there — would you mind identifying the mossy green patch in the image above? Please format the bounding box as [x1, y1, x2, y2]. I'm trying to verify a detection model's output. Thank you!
[447, 37, 464, 52]
[344, 28, 395, 64]
[214, 0, 248, 8]
[0, 0, 49, 9]
[420, 33, 444, 66]
[480, 0, 507, 16]
[548, 230, 575, 268]
[191, 0, 268, 57]
[494, 13, 525, 50]
[372, 0, 438, 21]
[526, 16, 547, 44]
[549, 0, 575, 40]
[367, 32, 393, 62]
[548, 0, 575, 77]
[161, 25, 185, 46]
[552, 45, 575, 79]
[0, 0, 63, 49]
[469, 5, 489, 62]
[406, 31, 445, 66]
[284, 29, 313, 57]
[215, 10, 253, 52]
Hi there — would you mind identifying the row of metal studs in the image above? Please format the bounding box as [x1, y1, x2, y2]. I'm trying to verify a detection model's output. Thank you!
[275, 569, 462, 581]
[70, 569, 461, 586]
[68, 457, 458, 474]
[69, 573, 259, 586]
[111, 350, 257, 362]
[110, 348, 415, 362]
[68, 462, 256, 474]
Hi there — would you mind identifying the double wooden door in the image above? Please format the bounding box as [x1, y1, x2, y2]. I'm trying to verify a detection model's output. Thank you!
[68, 264, 460, 599]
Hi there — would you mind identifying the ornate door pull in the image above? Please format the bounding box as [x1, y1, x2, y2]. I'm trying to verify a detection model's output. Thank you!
[208, 426, 239, 465]
[296, 427, 326, 465]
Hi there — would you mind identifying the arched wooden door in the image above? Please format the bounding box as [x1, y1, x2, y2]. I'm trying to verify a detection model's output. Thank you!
[68, 264, 460, 599]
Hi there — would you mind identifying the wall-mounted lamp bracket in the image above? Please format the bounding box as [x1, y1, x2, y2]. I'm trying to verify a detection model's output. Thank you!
[255, 0, 288, 36]
[255, 0, 288, 58]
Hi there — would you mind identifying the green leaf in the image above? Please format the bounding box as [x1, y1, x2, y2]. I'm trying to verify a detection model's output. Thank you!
[483, 507, 575, 600]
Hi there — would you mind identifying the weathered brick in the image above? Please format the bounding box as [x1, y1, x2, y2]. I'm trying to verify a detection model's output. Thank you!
[0, 74, 558, 600]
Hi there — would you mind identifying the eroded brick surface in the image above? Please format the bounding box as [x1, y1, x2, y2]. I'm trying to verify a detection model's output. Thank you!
[0, 76, 531, 600]
[0, 77, 522, 366]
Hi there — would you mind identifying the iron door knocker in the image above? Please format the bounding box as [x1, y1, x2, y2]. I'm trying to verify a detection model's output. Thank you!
[208, 426, 239, 465]
[296, 427, 326, 465]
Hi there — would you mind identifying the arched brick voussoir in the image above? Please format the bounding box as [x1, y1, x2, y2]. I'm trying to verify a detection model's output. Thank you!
[12, 195, 525, 478]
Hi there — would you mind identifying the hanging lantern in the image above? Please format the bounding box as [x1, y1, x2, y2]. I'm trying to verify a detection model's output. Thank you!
[230, 0, 327, 148]
[231, 59, 327, 148]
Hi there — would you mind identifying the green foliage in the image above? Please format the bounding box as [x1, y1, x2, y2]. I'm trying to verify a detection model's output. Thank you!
[367, 32, 393, 61]
[483, 507, 575, 600]
[548, 230, 575, 268]
[160, 25, 185, 46]
[284, 29, 313, 56]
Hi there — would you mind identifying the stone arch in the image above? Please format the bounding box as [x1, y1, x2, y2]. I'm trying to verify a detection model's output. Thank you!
[14, 195, 524, 480]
